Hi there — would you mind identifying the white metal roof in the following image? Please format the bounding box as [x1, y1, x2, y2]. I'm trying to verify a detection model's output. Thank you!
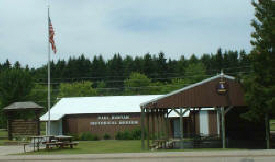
[40, 95, 163, 121]
[140, 73, 235, 108]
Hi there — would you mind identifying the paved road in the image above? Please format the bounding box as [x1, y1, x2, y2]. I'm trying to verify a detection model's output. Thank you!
[0, 146, 275, 162]
[0, 145, 44, 155]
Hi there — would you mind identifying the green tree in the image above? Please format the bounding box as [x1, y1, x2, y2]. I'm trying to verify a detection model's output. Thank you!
[124, 72, 151, 95]
[58, 81, 97, 97]
[242, 0, 275, 148]
[0, 68, 33, 128]
[201, 54, 212, 75]
[27, 84, 55, 111]
[183, 63, 207, 84]
[143, 53, 156, 76]
[215, 48, 224, 72]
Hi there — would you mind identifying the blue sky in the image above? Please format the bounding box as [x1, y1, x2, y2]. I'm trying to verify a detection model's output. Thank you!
[0, 0, 254, 67]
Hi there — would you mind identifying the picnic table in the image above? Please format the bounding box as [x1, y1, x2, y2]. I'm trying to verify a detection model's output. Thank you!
[45, 135, 79, 149]
[149, 140, 168, 149]
[24, 135, 44, 152]
[23, 135, 79, 152]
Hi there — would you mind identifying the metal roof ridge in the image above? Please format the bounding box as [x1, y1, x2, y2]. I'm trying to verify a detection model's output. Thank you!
[60, 95, 162, 99]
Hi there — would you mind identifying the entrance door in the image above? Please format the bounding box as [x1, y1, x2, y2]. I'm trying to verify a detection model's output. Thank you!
[173, 119, 180, 138]
[199, 111, 209, 135]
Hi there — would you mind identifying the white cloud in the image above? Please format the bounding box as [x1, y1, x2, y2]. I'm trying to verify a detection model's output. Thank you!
[0, 0, 254, 67]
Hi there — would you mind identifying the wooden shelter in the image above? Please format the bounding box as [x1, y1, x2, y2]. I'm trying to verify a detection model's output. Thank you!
[3, 102, 43, 140]
[140, 73, 249, 149]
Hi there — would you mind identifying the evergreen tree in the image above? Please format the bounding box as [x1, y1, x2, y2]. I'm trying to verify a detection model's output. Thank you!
[201, 54, 212, 75]
[144, 53, 156, 76]
[215, 48, 224, 72]
[243, 0, 275, 148]
[156, 52, 168, 81]
[3, 59, 11, 69]
[123, 55, 134, 76]
[14, 61, 21, 69]
[189, 54, 199, 64]
[176, 55, 187, 75]
[0, 68, 33, 128]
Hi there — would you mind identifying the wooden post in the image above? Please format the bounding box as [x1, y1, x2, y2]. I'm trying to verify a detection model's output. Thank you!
[156, 109, 159, 140]
[180, 108, 183, 149]
[166, 110, 170, 140]
[35, 110, 40, 135]
[161, 109, 166, 140]
[7, 112, 13, 141]
[265, 113, 270, 149]
[146, 109, 150, 149]
[152, 109, 155, 143]
[221, 107, 226, 148]
[141, 107, 145, 150]
[158, 109, 162, 139]
[193, 108, 196, 135]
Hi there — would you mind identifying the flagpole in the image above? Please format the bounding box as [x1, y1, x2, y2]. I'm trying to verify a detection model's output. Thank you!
[47, 4, 51, 136]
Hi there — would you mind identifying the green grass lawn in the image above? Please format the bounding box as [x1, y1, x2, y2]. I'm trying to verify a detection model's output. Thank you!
[25, 140, 143, 155]
[0, 129, 8, 145]
[270, 119, 275, 131]
[0, 130, 7, 137]
[24, 140, 243, 155]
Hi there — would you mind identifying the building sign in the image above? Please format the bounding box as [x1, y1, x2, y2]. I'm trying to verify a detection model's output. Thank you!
[90, 121, 138, 125]
[216, 80, 228, 95]
[91, 114, 138, 126]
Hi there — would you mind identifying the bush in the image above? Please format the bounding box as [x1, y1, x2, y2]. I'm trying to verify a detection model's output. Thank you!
[103, 133, 111, 140]
[80, 132, 99, 141]
[123, 130, 133, 140]
[115, 131, 124, 140]
[115, 129, 142, 140]
[132, 128, 141, 140]
[68, 133, 80, 141]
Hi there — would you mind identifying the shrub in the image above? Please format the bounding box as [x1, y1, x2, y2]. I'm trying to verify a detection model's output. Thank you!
[115, 131, 124, 140]
[80, 132, 99, 141]
[123, 130, 133, 140]
[69, 133, 80, 141]
[103, 133, 111, 140]
[132, 128, 141, 140]
[115, 130, 136, 140]
[92, 134, 99, 141]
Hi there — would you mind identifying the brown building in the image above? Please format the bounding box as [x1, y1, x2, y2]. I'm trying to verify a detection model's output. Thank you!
[140, 73, 266, 149]
[62, 112, 141, 138]
[40, 95, 219, 139]
[40, 95, 162, 139]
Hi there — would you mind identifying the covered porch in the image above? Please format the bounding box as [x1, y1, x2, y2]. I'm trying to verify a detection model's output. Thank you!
[140, 73, 249, 149]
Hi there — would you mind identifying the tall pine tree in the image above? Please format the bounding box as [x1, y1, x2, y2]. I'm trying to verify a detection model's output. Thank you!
[243, 0, 275, 148]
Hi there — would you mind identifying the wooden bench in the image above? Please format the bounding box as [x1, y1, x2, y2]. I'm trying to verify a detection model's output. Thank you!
[149, 143, 158, 150]
[56, 142, 79, 148]
[45, 142, 62, 149]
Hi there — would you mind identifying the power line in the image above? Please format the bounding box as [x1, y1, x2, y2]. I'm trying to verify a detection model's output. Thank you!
[33, 64, 252, 81]
[33, 70, 252, 85]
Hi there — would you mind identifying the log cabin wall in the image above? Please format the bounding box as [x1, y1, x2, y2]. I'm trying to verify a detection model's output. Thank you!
[11, 120, 38, 136]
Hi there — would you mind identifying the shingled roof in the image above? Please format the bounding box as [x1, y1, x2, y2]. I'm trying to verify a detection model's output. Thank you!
[3, 101, 43, 111]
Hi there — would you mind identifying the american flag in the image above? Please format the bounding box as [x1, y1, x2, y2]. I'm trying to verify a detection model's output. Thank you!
[49, 18, 57, 54]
